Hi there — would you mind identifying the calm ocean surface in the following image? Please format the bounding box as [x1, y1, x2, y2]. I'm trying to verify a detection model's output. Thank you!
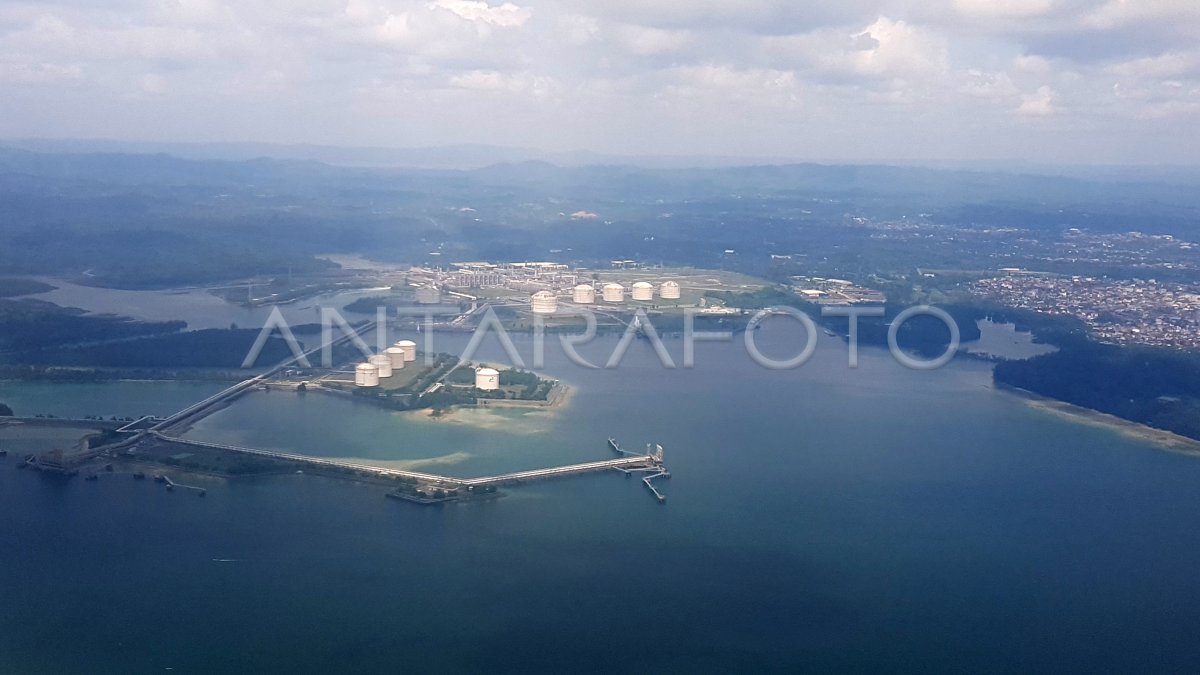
[4, 322, 1200, 672]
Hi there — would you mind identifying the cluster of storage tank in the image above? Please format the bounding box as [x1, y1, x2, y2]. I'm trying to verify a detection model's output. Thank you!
[576, 280, 681, 304]
[355, 339, 417, 387]
[528, 280, 683, 314]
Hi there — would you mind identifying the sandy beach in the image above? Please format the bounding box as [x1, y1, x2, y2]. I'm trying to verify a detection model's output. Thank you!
[1008, 387, 1200, 456]
[405, 382, 574, 430]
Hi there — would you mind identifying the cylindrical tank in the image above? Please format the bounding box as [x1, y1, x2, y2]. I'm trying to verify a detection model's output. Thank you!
[368, 354, 393, 378]
[475, 367, 500, 391]
[395, 340, 417, 362]
[572, 284, 596, 304]
[385, 346, 406, 369]
[415, 285, 440, 304]
[660, 280, 681, 300]
[602, 283, 624, 303]
[631, 281, 654, 301]
[530, 290, 558, 315]
[355, 363, 380, 387]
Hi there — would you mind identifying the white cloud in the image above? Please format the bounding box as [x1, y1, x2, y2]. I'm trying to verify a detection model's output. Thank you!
[1105, 51, 1197, 80]
[1017, 85, 1056, 115]
[448, 69, 558, 98]
[961, 69, 1020, 100]
[846, 17, 947, 79]
[614, 25, 693, 56]
[0, 0, 1198, 162]
[430, 0, 531, 28]
[0, 59, 82, 83]
[953, 0, 1056, 20]
[1082, 0, 1200, 30]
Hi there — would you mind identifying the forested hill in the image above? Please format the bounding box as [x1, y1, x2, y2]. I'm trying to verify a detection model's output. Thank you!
[3, 145, 1200, 289]
[994, 342, 1200, 441]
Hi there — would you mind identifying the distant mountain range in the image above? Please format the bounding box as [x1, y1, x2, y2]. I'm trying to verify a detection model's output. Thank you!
[3, 138, 1198, 184]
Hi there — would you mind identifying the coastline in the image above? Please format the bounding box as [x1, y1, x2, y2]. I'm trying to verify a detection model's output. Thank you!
[1002, 385, 1200, 456]
[411, 381, 573, 419]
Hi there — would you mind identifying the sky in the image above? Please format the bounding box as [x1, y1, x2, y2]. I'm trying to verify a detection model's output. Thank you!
[0, 0, 1198, 165]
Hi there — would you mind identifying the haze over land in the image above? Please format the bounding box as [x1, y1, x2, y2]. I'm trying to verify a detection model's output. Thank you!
[1, 0, 1198, 165]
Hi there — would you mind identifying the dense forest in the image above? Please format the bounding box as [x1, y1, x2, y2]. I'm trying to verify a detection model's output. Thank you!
[995, 342, 1200, 441]
[2, 328, 298, 370]
[0, 299, 185, 352]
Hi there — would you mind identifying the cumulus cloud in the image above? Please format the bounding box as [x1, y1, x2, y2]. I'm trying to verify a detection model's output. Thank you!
[1082, 0, 1200, 30]
[0, 0, 1197, 162]
[953, 0, 1057, 20]
[430, 0, 531, 28]
[1018, 85, 1057, 115]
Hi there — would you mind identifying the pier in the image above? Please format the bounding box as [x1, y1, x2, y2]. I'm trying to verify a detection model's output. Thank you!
[147, 432, 665, 497]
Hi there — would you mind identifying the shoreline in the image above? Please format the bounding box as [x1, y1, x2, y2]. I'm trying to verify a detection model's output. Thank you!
[1002, 385, 1200, 456]
[411, 381, 574, 420]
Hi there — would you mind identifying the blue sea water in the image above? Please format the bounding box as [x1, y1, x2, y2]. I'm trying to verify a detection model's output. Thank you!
[4, 324, 1200, 672]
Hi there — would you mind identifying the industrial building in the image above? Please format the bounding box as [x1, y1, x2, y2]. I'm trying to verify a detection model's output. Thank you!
[573, 284, 596, 304]
[661, 281, 681, 299]
[475, 367, 500, 391]
[602, 283, 625, 303]
[530, 290, 558, 314]
[355, 363, 380, 387]
[631, 281, 654, 301]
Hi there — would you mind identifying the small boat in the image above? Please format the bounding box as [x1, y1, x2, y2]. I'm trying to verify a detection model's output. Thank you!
[132, 471, 146, 480]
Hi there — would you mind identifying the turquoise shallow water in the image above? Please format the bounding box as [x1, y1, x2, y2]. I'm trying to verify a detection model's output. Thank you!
[4, 325, 1200, 672]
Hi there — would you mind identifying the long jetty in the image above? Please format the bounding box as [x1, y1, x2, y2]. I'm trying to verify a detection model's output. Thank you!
[150, 432, 662, 490]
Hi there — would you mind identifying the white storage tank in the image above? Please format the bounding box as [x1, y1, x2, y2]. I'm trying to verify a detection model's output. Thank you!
[660, 280, 681, 300]
[602, 283, 625, 303]
[530, 290, 558, 315]
[631, 281, 654, 301]
[368, 354, 393, 378]
[385, 346, 407, 369]
[395, 340, 417, 362]
[475, 367, 500, 391]
[355, 363, 380, 387]
[572, 284, 596, 304]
